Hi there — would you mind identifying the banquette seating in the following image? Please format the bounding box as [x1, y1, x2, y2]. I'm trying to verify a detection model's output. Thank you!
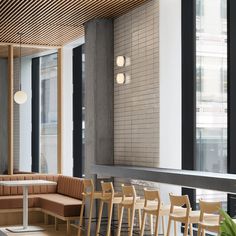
[0, 174, 83, 236]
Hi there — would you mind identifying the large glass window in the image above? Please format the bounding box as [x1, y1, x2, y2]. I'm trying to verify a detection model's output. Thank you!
[195, 0, 227, 203]
[40, 53, 57, 173]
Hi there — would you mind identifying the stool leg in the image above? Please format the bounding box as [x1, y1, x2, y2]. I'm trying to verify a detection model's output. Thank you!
[174, 221, 177, 236]
[116, 206, 124, 236]
[138, 209, 142, 230]
[78, 197, 85, 236]
[150, 214, 154, 234]
[183, 223, 189, 236]
[190, 224, 193, 236]
[128, 207, 135, 236]
[154, 215, 159, 236]
[87, 195, 94, 236]
[128, 208, 131, 228]
[96, 201, 104, 236]
[140, 211, 147, 236]
[106, 201, 113, 236]
[166, 217, 171, 236]
[197, 225, 201, 236]
[161, 216, 165, 235]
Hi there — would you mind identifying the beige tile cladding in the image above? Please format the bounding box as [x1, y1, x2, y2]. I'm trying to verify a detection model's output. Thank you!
[114, 0, 159, 168]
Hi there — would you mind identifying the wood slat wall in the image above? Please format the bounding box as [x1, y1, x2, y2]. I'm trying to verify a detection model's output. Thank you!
[0, 0, 148, 47]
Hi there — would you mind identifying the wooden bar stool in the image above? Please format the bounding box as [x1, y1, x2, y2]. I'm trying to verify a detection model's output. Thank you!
[78, 179, 103, 236]
[166, 194, 200, 236]
[140, 188, 161, 236]
[140, 188, 171, 236]
[96, 181, 115, 236]
[116, 184, 144, 236]
[197, 200, 222, 236]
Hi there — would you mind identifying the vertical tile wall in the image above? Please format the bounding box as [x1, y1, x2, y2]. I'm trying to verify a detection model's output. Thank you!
[114, 0, 159, 168]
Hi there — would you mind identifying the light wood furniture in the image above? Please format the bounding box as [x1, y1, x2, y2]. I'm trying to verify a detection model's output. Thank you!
[166, 194, 200, 236]
[116, 185, 144, 236]
[140, 188, 171, 236]
[78, 179, 123, 236]
[96, 181, 115, 236]
[197, 200, 222, 236]
[78, 179, 95, 236]
[140, 188, 161, 236]
[0, 180, 57, 233]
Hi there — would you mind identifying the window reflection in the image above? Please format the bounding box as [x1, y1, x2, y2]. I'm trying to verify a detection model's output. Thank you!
[40, 53, 57, 173]
[196, 0, 227, 204]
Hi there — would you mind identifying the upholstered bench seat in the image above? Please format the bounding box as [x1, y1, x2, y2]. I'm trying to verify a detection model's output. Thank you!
[39, 194, 82, 217]
[0, 174, 84, 236]
[0, 195, 38, 209]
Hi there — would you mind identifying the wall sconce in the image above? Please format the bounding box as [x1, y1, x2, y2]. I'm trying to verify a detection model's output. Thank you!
[116, 73, 126, 84]
[116, 56, 126, 67]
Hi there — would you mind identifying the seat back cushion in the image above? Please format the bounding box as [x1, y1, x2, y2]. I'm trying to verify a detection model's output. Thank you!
[0, 174, 58, 196]
[57, 175, 83, 200]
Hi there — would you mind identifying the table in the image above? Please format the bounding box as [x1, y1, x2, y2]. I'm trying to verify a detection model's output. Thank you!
[0, 179, 57, 233]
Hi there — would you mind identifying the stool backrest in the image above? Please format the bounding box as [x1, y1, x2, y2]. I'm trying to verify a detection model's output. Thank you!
[100, 181, 115, 199]
[169, 194, 191, 217]
[82, 179, 94, 197]
[199, 200, 222, 224]
[121, 184, 137, 204]
[144, 188, 161, 211]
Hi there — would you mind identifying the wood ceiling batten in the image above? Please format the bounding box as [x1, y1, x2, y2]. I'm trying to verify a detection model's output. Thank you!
[0, 0, 148, 47]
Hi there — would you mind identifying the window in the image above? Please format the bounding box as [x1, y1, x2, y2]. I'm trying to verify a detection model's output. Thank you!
[40, 53, 58, 173]
[196, 0, 204, 32]
[195, 0, 227, 207]
[182, 0, 232, 212]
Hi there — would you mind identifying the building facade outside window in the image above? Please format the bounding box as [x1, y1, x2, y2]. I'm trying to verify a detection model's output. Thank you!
[195, 0, 227, 204]
[40, 53, 58, 173]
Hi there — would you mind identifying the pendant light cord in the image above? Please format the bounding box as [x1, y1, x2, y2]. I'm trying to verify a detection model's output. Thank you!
[19, 32, 22, 91]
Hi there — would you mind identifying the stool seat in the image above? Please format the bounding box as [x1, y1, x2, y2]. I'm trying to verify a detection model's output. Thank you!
[170, 210, 200, 223]
[120, 198, 144, 208]
[197, 200, 222, 236]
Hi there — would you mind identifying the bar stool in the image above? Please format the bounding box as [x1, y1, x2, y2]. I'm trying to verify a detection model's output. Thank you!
[96, 181, 115, 236]
[140, 188, 171, 236]
[78, 179, 102, 236]
[140, 188, 161, 236]
[116, 184, 144, 236]
[166, 194, 200, 236]
[197, 200, 222, 236]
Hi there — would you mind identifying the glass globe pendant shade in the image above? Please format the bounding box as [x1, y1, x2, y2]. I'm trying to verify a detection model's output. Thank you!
[14, 90, 27, 104]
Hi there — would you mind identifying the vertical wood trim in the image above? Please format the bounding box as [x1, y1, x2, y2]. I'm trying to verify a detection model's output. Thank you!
[57, 48, 63, 174]
[8, 45, 14, 175]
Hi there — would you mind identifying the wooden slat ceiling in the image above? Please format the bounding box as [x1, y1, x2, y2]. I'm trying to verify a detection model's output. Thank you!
[0, 0, 148, 47]
[0, 45, 48, 58]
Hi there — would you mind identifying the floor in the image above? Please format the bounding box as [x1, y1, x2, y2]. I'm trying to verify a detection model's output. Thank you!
[0, 225, 78, 236]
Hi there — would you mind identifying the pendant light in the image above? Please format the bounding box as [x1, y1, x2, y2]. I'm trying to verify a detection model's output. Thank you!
[14, 32, 27, 104]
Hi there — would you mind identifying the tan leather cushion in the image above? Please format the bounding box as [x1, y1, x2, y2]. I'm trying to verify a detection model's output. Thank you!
[0, 195, 40, 209]
[0, 174, 58, 196]
[24, 175, 58, 194]
[57, 175, 83, 200]
[39, 194, 82, 217]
